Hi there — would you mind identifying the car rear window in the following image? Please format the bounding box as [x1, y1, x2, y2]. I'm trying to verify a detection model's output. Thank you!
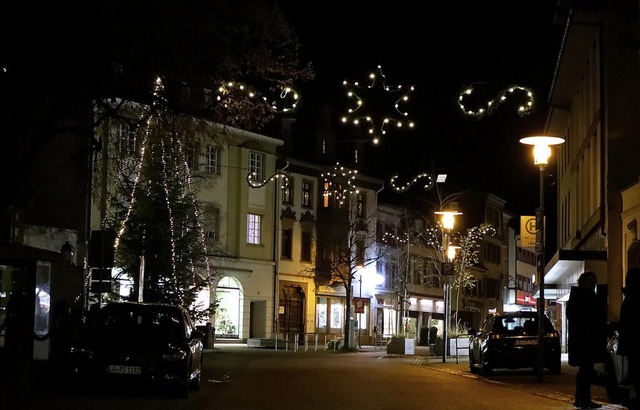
[100, 305, 185, 338]
[492, 315, 554, 335]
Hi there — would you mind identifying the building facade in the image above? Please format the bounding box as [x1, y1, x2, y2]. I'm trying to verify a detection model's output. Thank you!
[543, 1, 640, 349]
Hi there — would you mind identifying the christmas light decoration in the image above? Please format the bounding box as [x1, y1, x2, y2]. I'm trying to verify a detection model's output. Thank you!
[389, 173, 435, 193]
[113, 76, 212, 282]
[341, 65, 415, 144]
[457, 84, 534, 118]
[246, 171, 290, 189]
[217, 81, 299, 114]
[320, 163, 359, 205]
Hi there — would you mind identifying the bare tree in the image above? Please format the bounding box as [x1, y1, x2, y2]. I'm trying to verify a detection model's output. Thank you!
[303, 188, 385, 351]
[450, 223, 496, 327]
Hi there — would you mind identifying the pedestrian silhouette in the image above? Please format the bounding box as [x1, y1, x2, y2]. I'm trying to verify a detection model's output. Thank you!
[619, 267, 640, 409]
[48, 300, 73, 373]
[567, 271, 606, 409]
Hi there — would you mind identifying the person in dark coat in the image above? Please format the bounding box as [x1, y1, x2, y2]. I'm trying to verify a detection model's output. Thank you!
[619, 267, 640, 409]
[567, 271, 606, 409]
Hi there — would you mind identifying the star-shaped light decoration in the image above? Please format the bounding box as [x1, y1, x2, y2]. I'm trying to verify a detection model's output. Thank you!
[389, 173, 435, 193]
[341, 65, 415, 145]
[320, 163, 359, 206]
[457, 84, 534, 118]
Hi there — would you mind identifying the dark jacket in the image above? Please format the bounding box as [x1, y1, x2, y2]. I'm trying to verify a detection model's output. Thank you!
[619, 285, 640, 376]
[567, 285, 606, 367]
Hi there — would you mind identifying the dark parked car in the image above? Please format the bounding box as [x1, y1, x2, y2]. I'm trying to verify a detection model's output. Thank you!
[469, 311, 561, 375]
[70, 301, 204, 398]
[598, 321, 636, 406]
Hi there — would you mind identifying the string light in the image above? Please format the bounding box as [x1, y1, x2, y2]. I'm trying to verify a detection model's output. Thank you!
[457, 84, 534, 118]
[320, 163, 359, 205]
[217, 81, 299, 114]
[341, 65, 415, 144]
[246, 171, 290, 189]
[113, 76, 212, 283]
[389, 173, 435, 193]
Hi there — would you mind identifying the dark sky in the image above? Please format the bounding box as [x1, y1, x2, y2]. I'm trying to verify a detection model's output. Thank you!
[278, 0, 565, 217]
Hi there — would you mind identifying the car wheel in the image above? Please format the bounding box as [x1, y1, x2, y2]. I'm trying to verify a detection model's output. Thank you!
[468, 353, 479, 374]
[548, 356, 561, 375]
[173, 367, 190, 399]
[480, 353, 492, 376]
[603, 357, 626, 404]
[189, 370, 201, 391]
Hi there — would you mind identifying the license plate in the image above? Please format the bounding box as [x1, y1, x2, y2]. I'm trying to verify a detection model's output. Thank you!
[515, 339, 537, 346]
[106, 365, 141, 375]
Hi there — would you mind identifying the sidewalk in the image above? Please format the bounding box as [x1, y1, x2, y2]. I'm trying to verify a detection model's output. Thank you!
[360, 346, 616, 408]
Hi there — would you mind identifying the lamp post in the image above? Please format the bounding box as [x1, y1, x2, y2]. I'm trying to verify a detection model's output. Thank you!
[358, 269, 363, 348]
[435, 209, 461, 363]
[519, 135, 564, 382]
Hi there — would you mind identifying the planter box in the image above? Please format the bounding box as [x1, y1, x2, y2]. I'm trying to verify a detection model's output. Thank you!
[386, 337, 415, 355]
[449, 336, 470, 356]
[434, 336, 470, 356]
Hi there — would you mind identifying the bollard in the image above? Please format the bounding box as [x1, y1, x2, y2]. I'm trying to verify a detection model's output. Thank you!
[314, 333, 319, 352]
[205, 322, 214, 349]
[294, 333, 299, 352]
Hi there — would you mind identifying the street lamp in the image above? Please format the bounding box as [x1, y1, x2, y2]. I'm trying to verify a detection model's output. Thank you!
[519, 135, 564, 382]
[435, 209, 462, 363]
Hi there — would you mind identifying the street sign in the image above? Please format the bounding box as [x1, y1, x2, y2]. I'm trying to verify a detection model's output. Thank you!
[441, 262, 454, 276]
[520, 216, 536, 247]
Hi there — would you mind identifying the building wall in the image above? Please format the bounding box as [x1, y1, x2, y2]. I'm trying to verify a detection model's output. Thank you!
[546, 4, 640, 322]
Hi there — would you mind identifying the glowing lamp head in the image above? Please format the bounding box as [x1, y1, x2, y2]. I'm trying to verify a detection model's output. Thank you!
[519, 136, 565, 166]
[435, 210, 462, 230]
[447, 245, 460, 262]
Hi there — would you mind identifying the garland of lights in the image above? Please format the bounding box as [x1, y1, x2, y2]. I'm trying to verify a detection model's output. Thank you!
[217, 81, 299, 114]
[389, 173, 435, 193]
[457, 84, 534, 118]
[320, 163, 359, 205]
[341, 65, 415, 145]
[246, 171, 290, 189]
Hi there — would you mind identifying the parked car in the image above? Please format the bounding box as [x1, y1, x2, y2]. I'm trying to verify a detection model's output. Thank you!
[70, 301, 204, 398]
[469, 311, 561, 375]
[597, 321, 636, 406]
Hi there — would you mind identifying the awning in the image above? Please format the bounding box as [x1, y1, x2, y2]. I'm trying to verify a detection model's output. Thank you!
[532, 250, 607, 300]
[544, 249, 607, 284]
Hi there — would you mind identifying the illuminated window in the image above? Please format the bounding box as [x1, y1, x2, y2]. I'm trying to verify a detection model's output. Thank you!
[247, 213, 261, 244]
[302, 180, 312, 208]
[248, 152, 263, 181]
[114, 120, 136, 156]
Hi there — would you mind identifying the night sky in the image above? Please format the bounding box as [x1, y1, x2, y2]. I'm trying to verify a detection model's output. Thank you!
[277, 0, 564, 218]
